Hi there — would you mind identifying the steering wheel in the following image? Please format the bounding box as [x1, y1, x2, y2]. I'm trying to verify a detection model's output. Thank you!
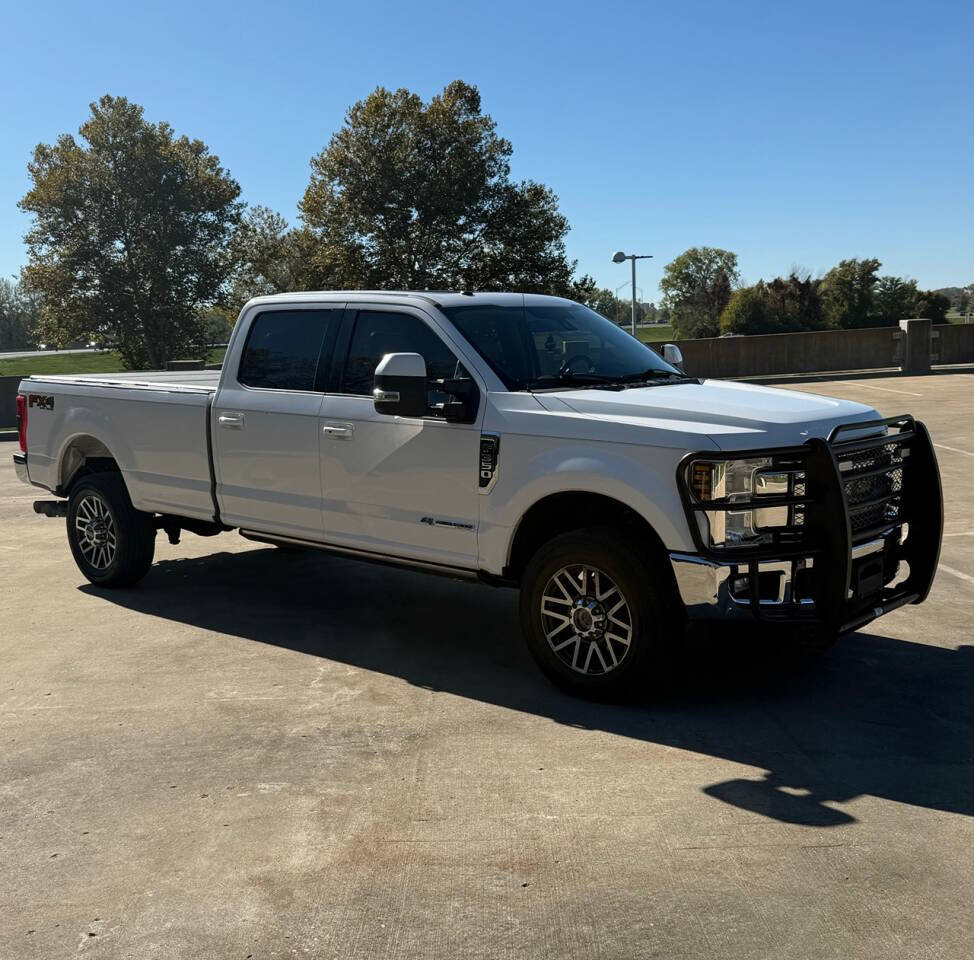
[558, 354, 596, 377]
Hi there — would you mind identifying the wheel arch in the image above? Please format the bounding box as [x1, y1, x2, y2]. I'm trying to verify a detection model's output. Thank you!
[504, 490, 673, 582]
[57, 433, 124, 495]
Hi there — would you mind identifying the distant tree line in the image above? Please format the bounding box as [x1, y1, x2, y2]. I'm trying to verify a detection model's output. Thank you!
[932, 285, 973, 315]
[572, 286, 668, 328]
[12, 86, 970, 365]
[0, 278, 40, 351]
[659, 247, 959, 340]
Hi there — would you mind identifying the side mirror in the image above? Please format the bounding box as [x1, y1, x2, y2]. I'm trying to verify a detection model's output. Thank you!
[662, 343, 684, 369]
[373, 352, 428, 417]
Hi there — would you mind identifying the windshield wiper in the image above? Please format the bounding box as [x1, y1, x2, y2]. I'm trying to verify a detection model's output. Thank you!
[615, 369, 697, 387]
[525, 368, 697, 392]
[527, 371, 627, 391]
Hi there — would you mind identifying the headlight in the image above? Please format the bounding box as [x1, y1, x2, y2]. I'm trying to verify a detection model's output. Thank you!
[685, 458, 805, 550]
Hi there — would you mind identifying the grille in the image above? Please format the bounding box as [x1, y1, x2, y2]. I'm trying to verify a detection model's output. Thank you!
[838, 439, 906, 537]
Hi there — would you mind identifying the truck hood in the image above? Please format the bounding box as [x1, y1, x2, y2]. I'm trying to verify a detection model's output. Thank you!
[537, 378, 880, 450]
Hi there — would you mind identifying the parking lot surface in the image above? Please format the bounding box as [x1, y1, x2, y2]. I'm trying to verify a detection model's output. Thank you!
[2, 370, 972, 959]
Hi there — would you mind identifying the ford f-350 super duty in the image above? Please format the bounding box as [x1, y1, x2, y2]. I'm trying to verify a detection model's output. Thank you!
[14, 292, 943, 697]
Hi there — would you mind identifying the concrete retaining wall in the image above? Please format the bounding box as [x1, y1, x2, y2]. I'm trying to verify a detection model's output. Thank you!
[935, 324, 974, 365]
[0, 375, 22, 429]
[166, 359, 206, 371]
[654, 326, 899, 379]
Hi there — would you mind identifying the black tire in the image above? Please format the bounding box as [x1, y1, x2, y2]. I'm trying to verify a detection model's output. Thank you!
[67, 473, 156, 588]
[519, 526, 681, 700]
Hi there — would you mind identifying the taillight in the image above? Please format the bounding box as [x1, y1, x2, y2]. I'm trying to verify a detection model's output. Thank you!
[16, 394, 27, 452]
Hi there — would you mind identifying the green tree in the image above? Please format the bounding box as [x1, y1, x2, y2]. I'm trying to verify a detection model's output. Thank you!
[228, 205, 324, 305]
[660, 247, 739, 338]
[0, 278, 40, 350]
[567, 273, 599, 306]
[300, 81, 578, 294]
[720, 283, 772, 334]
[19, 95, 242, 368]
[818, 257, 881, 328]
[872, 275, 918, 326]
[720, 272, 824, 336]
[767, 272, 823, 331]
[912, 289, 950, 323]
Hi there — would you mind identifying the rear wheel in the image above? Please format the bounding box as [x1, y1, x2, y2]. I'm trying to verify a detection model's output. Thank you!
[519, 527, 680, 700]
[67, 473, 156, 587]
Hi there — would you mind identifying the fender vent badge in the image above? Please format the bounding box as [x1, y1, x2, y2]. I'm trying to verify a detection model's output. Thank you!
[479, 433, 500, 493]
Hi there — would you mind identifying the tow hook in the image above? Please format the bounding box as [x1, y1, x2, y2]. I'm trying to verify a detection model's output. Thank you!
[33, 500, 69, 518]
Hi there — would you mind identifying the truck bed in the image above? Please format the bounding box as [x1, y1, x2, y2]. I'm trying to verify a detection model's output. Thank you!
[20, 370, 218, 521]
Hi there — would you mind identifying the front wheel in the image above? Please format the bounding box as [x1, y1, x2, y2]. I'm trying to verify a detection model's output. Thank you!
[67, 473, 156, 587]
[519, 527, 680, 700]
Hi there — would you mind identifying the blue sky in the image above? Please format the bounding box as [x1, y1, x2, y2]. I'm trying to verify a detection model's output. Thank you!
[2, 0, 971, 300]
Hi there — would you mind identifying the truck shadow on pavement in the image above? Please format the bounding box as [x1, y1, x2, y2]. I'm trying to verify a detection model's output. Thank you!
[82, 545, 974, 829]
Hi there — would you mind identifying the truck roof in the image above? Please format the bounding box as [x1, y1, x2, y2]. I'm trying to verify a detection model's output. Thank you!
[243, 290, 575, 311]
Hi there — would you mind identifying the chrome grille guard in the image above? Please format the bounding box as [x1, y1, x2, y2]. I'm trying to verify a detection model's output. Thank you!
[676, 416, 943, 633]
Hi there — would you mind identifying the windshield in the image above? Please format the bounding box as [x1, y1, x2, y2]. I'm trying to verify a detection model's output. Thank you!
[439, 300, 683, 390]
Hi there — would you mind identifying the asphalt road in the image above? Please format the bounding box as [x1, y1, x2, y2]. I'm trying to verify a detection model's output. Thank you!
[1, 371, 972, 959]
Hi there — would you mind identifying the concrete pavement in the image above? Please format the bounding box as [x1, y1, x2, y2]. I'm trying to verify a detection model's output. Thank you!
[1, 370, 972, 959]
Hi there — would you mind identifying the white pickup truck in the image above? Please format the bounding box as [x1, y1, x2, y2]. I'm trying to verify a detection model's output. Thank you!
[14, 292, 943, 697]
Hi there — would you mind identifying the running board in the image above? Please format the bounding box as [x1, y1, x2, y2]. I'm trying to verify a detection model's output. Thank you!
[238, 529, 481, 583]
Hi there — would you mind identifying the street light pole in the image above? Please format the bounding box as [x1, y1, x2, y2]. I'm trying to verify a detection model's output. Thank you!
[612, 251, 653, 337]
[630, 257, 637, 335]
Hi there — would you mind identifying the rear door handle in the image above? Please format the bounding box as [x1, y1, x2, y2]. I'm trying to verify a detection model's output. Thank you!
[323, 422, 354, 440]
[218, 413, 245, 429]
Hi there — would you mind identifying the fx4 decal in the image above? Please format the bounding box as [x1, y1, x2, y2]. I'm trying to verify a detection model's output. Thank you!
[28, 394, 55, 411]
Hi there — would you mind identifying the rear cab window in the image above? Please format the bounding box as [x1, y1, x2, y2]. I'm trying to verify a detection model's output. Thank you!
[238, 309, 340, 391]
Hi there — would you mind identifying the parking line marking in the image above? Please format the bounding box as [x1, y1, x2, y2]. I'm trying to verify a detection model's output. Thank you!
[943, 532, 974, 537]
[846, 382, 923, 396]
[934, 443, 974, 458]
[939, 564, 974, 586]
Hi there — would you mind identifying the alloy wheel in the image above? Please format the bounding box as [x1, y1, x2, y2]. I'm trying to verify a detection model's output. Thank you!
[540, 564, 633, 675]
[74, 494, 118, 570]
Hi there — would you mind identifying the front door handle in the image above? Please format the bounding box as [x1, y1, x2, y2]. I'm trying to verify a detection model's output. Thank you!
[323, 422, 354, 440]
[218, 412, 245, 429]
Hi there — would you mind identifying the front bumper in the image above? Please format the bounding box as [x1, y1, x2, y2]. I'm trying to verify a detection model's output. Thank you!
[13, 452, 29, 485]
[670, 416, 943, 634]
[672, 527, 906, 623]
